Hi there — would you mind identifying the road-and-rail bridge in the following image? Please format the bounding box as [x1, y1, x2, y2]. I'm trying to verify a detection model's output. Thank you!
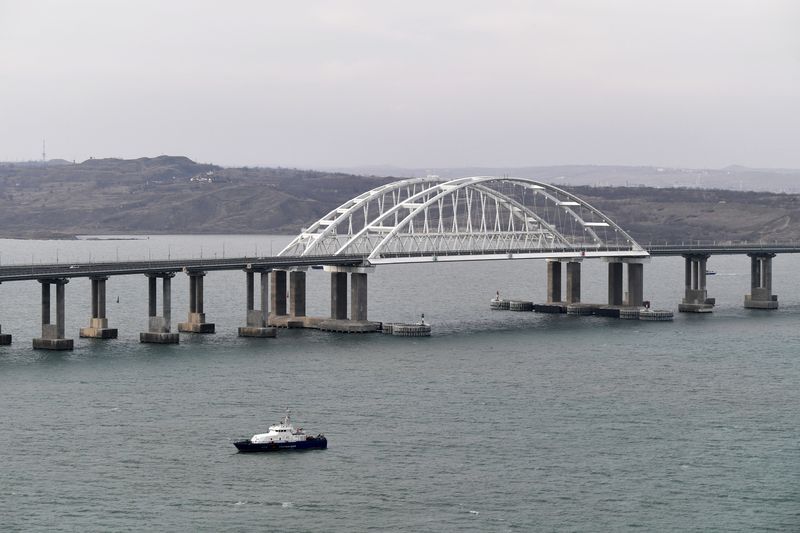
[0, 176, 793, 349]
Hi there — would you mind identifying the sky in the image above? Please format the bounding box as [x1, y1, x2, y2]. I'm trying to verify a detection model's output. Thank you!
[1, 0, 798, 169]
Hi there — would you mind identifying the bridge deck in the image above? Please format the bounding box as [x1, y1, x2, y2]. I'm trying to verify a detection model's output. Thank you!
[644, 244, 800, 256]
[0, 255, 366, 282]
[2, 244, 799, 282]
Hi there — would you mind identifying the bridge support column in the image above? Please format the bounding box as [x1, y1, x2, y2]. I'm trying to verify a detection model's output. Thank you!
[565, 261, 581, 304]
[290, 270, 307, 318]
[607, 262, 623, 306]
[270, 270, 288, 317]
[239, 269, 276, 337]
[80, 276, 118, 338]
[320, 265, 379, 332]
[34, 278, 73, 350]
[140, 273, 179, 344]
[0, 283, 11, 345]
[546, 260, 562, 303]
[626, 262, 644, 307]
[351, 272, 368, 321]
[330, 272, 348, 319]
[179, 271, 215, 333]
[745, 253, 778, 309]
[679, 254, 715, 313]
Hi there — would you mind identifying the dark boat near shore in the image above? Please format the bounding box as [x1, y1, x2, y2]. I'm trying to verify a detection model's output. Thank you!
[234, 411, 327, 453]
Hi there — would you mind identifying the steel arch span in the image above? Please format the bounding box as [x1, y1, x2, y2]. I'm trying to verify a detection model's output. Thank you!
[279, 176, 648, 264]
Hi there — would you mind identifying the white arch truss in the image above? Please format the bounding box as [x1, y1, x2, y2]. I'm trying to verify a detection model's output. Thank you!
[279, 176, 648, 264]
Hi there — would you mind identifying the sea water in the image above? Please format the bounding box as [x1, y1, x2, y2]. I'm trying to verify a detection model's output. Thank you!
[0, 235, 797, 531]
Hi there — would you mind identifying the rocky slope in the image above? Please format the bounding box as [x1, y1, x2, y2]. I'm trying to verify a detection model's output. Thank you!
[1, 156, 798, 244]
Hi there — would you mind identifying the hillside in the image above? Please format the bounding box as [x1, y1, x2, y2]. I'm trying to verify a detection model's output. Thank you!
[1, 156, 799, 243]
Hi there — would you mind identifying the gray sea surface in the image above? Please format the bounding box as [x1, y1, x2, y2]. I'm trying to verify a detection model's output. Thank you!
[0, 235, 798, 531]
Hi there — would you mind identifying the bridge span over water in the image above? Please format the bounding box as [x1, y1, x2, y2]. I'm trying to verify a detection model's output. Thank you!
[0, 176, 795, 349]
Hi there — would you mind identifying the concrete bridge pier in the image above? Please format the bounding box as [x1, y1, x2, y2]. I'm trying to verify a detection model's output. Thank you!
[270, 270, 288, 317]
[33, 278, 73, 350]
[565, 260, 581, 304]
[239, 269, 276, 337]
[178, 271, 215, 333]
[80, 276, 118, 338]
[626, 261, 645, 307]
[290, 270, 307, 319]
[745, 253, 778, 309]
[679, 254, 715, 313]
[140, 273, 179, 344]
[286, 268, 306, 328]
[351, 272, 368, 321]
[0, 283, 11, 345]
[330, 271, 348, 319]
[545, 259, 562, 303]
[607, 262, 624, 306]
[320, 265, 379, 332]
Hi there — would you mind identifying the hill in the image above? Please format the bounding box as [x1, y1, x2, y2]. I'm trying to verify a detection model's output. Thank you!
[1, 156, 799, 243]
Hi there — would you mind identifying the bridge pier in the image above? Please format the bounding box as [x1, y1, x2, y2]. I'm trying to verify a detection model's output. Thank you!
[33, 278, 73, 350]
[330, 271, 348, 319]
[351, 272, 368, 321]
[744, 253, 778, 309]
[565, 261, 581, 304]
[239, 269, 276, 337]
[290, 270, 307, 318]
[546, 259, 562, 303]
[178, 271, 215, 333]
[679, 254, 715, 313]
[0, 283, 11, 345]
[140, 273, 179, 344]
[270, 269, 288, 317]
[626, 262, 644, 307]
[607, 262, 624, 305]
[80, 276, 118, 338]
[316, 266, 379, 332]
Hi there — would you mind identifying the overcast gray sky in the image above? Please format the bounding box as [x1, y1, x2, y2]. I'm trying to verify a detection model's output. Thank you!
[1, 0, 798, 168]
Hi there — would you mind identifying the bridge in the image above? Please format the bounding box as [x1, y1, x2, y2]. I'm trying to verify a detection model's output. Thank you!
[0, 176, 793, 349]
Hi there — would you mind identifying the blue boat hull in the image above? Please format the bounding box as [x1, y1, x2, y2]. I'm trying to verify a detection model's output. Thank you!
[234, 437, 327, 453]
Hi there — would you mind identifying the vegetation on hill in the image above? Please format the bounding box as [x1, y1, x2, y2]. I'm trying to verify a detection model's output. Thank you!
[1, 156, 798, 243]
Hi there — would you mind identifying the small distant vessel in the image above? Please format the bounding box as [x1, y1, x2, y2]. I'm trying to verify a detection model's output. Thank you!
[233, 411, 327, 452]
[707, 270, 717, 275]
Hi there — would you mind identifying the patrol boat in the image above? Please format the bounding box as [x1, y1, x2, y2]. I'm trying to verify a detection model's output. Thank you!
[233, 411, 327, 452]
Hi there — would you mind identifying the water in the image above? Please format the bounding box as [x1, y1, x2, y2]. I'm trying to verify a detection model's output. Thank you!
[0, 236, 798, 531]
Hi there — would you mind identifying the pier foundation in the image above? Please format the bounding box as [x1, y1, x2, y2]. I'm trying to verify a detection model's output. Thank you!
[80, 276, 118, 338]
[33, 278, 73, 350]
[239, 269, 276, 337]
[678, 254, 715, 313]
[178, 271, 215, 333]
[140, 273, 179, 344]
[744, 253, 778, 309]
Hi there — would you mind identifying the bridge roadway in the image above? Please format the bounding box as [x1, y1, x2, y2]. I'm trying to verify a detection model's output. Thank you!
[2, 244, 800, 282]
[0, 255, 367, 283]
[644, 243, 800, 256]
